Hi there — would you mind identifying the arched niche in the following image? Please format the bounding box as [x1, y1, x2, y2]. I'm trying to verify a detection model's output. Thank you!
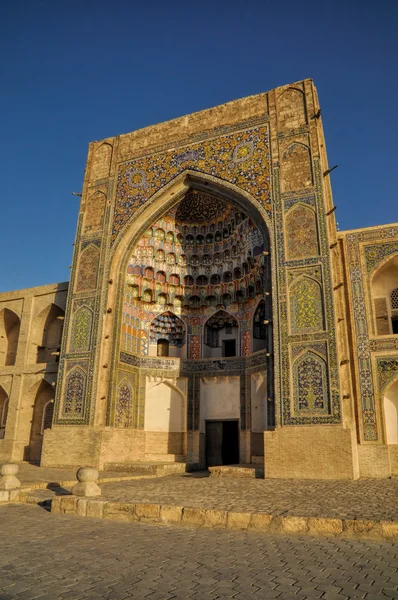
[27, 380, 54, 463]
[0, 308, 20, 366]
[144, 379, 187, 435]
[105, 171, 274, 421]
[69, 305, 93, 354]
[293, 350, 329, 413]
[370, 253, 398, 335]
[285, 203, 318, 260]
[76, 244, 100, 292]
[0, 386, 9, 439]
[290, 276, 324, 333]
[84, 190, 106, 234]
[281, 142, 313, 192]
[203, 310, 239, 358]
[62, 367, 87, 418]
[31, 303, 65, 364]
[90, 142, 112, 181]
[116, 175, 271, 363]
[277, 87, 307, 132]
[149, 312, 186, 358]
[383, 377, 398, 444]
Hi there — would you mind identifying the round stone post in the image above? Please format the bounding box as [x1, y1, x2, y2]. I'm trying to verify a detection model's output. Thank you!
[0, 463, 21, 490]
[72, 467, 101, 497]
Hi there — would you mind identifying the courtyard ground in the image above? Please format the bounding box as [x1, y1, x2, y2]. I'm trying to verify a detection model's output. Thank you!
[8, 465, 397, 542]
[0, 503, 398, 600]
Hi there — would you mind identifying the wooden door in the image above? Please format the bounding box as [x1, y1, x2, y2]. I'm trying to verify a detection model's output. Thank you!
[205, 421, 223, 467]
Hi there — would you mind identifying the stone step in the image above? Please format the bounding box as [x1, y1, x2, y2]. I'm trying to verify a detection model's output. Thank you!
[144, 454, 186, 463]
[103, 462, 187, 477]
[208, 464, 264, 479]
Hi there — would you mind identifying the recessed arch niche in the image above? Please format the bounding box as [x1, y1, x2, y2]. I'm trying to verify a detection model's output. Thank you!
[120, 183, 271, 361]
[370, 254, 398, 335]
[383, 377, 398, 444]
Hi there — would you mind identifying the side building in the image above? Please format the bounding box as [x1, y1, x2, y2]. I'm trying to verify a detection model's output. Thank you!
[0, 78, 397, 478]
[0, 283, 68, 463]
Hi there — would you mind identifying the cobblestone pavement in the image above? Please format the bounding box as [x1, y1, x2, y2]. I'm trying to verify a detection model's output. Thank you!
[89, 475, 398, 522]
[0, 504, 397, 600]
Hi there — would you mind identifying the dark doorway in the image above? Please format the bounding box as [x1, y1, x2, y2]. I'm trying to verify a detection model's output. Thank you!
[222, 339, 236, 357]
[157, 339, 169, 357]
[392, 318, 398, 335]
[205, 420, 239, 467]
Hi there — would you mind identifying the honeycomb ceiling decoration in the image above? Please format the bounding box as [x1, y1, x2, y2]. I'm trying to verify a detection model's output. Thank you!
[126, 189, 265, 311]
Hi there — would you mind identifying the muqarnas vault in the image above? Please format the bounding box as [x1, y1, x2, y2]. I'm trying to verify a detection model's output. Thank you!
[1, 78, 397, 479]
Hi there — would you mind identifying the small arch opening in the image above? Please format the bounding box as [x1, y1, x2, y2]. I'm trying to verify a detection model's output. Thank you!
[157, 339, 169, 357]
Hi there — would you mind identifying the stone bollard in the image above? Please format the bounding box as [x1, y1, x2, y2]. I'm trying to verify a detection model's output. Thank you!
[0, 463, 21, 490]
[71, 467, 101, 497]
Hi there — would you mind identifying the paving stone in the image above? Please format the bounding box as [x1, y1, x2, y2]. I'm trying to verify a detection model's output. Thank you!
[1, 504, 398, 600]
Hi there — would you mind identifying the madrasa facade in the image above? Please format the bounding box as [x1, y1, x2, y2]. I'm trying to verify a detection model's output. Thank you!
[0, 78, 397, 479]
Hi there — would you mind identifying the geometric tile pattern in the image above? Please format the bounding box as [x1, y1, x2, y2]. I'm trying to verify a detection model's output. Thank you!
[113, 123, 271, 244]
[115, 372, 134, 428]
[76, 244, 100, 292]
[62, 367, 87, 417]
[294, 351, 329, 414]
[285, 203, 318, 260]
[290, 277, 323, 333]
[69, 305, 93, 353]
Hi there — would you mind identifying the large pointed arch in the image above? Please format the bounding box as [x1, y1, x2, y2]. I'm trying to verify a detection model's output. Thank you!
[102, 171, 276, 426]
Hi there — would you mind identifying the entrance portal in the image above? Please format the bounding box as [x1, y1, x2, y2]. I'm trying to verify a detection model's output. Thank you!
[205, 420, 239, 467]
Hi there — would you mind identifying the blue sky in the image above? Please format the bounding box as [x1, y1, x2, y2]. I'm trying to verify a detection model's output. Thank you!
[1, 0, 397, 291]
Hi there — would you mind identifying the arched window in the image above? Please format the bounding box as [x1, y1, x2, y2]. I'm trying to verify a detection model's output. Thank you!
[144, 267, 154, 278]
[204, 310, 238, 356]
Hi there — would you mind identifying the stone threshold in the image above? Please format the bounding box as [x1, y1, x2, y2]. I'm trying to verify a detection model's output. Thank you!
[50, 495, 398, 542]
